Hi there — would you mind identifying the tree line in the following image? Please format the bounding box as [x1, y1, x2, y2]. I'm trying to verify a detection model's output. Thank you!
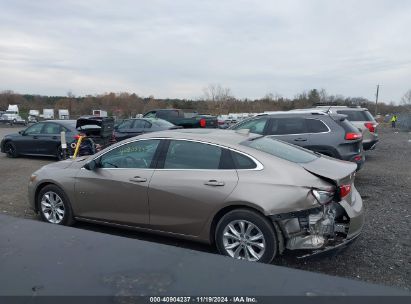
[0, 86, 410, 119]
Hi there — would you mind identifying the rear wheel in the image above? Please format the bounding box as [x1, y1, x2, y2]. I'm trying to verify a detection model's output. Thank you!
[37, 185, 75, 226]
[56, 145, 65, 161]
[4, 141, 18, 158]
[215, 209, 277, 263]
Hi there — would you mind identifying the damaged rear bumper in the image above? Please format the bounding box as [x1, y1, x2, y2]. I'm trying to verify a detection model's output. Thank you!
[271, 187, 364, 256]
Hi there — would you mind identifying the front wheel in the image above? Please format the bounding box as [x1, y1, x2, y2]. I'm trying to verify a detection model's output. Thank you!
[215, 209, 278, 263]
[37, 185, 75, 226]
[4, 141, 18, 158]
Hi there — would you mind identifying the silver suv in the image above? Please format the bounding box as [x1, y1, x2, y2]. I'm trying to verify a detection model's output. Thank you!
[315, 106, 379, 150]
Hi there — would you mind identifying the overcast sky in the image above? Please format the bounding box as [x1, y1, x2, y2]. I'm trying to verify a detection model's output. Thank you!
[0, 0, 410, 102]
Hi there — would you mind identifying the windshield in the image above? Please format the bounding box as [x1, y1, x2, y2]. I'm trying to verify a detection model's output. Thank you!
[241, 137, 319, 163]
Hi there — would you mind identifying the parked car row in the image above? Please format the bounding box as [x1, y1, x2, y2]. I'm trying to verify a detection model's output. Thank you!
[2, 106, 374, 263]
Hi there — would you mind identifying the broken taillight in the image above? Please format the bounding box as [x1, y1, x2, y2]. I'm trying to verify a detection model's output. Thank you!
[339, 184, 351, 198]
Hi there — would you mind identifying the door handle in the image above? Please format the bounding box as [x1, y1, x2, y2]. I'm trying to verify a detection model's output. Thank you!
[33, 136, 38, 139]
[204, 180, 225, 186]
[52, 136, 58, 139]
[294, 138, 307, 142]
[129, 176, 147, 183]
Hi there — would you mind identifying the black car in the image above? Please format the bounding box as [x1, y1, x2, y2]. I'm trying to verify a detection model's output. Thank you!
[1, 120, 80, 160]
[230, 111, 365, 170]
[113, 118, 181, 142]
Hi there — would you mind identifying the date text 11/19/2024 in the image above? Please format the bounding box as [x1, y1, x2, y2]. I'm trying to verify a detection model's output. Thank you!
[149, 297, 258, 303]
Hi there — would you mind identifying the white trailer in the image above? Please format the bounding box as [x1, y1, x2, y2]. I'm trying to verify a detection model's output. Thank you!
[28, 110, 40, 123]
[92, 110, 108, 117]
[42, 109, 55, 119]
[58, 109, 69, 120]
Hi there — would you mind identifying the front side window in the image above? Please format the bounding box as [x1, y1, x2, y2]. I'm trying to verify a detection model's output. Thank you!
[242, 137, 319, 164]
[100, 139, 160, 168]
[232, 118, 268, 135]
[24, 123, 44, 135]
[164, 140, 222, 169]
[144, 111, 157, 118]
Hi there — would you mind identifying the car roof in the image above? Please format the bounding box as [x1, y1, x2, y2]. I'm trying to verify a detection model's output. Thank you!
[260, 110, 329, 117]
[40, 120, 77, 129]
[137, 129, 261, 147]
[315, 106, 369, 111]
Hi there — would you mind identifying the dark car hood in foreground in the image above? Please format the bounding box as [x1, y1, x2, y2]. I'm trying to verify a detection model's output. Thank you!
[300, 156, 357, 185]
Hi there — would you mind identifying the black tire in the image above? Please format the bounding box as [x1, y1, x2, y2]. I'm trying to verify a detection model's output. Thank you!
[37, 184, 75, 226]
[215, 208, 278, 263]
[4, 141, 18, 158]
[56, 145, 65, 161]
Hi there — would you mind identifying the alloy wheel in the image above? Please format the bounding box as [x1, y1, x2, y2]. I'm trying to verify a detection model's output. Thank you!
[5, 142, 16, 157]
[222, 220, 266, 262]
[40, 191, 65, 224]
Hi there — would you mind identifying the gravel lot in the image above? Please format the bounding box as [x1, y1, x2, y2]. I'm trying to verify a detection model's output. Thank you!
[0, 125, 410, 290]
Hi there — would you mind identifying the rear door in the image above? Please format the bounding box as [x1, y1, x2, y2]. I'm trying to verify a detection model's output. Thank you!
[266, 117, 310, 146]
[38, 122, 63, 155]
[74, 139, 161, 225]
[147, 139, 238, 236]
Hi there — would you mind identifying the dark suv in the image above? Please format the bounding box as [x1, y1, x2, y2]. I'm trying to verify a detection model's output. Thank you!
[230, 111, 365, 170]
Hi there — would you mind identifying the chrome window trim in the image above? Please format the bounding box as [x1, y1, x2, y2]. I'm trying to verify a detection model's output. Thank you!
[88, 137, 264, 171]
[161, 138, 263, 171]
[268, 118, 331, 136]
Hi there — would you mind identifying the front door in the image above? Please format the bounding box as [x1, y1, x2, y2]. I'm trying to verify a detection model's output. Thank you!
[74, 139, 161, 226]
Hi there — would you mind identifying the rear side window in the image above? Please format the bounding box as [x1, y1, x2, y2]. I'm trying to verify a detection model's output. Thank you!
[268, 118, 306, 135]
[336, 110, 376, 122]
[164, 140, 222, 169]
[306, 119, 329, 133]
[158, 110, 179, 119]
[231, 151, 257, 169]
[117, 120, 134, 129]
[242, 137, 319, 163]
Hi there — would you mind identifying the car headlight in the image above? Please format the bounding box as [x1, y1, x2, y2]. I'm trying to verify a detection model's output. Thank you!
[29, 174, 37, 182]
[312, 189, 334, 205]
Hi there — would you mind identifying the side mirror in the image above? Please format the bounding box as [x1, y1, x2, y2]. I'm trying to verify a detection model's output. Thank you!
[84, 158, 101, 170]
[19, 130, 25, 135]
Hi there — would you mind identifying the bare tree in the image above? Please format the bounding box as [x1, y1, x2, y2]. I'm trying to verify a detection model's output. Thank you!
[401, 89, 411, 105]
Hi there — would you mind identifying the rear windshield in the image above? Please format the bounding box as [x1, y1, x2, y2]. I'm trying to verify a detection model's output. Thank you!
[150, 119, 175, 127]
[241, 137, 319, 163]
[336, 110, 375, 122]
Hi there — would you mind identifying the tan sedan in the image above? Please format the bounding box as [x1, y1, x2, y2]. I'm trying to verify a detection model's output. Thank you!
[28, 129, 364, 263]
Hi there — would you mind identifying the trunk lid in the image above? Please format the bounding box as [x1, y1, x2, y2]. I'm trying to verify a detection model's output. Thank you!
[300, 155, 357, 205]
[300, 155, 357, 186]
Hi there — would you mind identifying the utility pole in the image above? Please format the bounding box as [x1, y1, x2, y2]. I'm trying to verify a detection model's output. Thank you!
[375, 84, 380, 116]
